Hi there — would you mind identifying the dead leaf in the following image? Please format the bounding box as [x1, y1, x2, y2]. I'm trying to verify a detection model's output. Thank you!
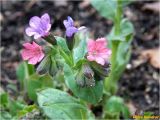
[132, 57, 147, 68]
[124, 8, 138, 21]
[25, 0, 37, 11]
[126, 101, 137, 115]
[140, 47, 160, 69]
[0, 12, 4, 22]
[54, 0, 68, 7]
[79, 0, 90, 9]
[143, 2, 160, 13]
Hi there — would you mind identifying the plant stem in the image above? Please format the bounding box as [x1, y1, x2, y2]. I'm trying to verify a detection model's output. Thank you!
[115, 0, 122, 35]
[104, 0, 122, 94]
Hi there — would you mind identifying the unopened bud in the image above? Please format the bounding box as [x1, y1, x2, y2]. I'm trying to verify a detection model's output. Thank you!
[42, 33, 56, 45]
[76, 64, 95, 87]
[90, 61, 111, 78]
[83, 64, 95, 87]
[83, 64, 94, 79]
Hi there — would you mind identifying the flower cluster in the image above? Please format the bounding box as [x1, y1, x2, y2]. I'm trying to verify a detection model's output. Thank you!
[21, 13, 111, 66]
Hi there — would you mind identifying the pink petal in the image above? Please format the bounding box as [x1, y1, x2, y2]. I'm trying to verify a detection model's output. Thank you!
[23, 43, 32, 49]
[29, 16, 41, 29]
[87, 55, 95, 61]
[21, 49, 33, 60]
[25, 27, 37, 36]
[96, 38, 107, 48]
[87, 40, 95, 52]
[95, 57, 105, 65]
[32, 41, 40, 48]
[38, 52, 45, 62]
[28, 57, 39, 65]
[98, 49, 111, 59]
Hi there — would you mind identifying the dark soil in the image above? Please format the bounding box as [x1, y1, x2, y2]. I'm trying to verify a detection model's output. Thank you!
[1, 0, 159, 116]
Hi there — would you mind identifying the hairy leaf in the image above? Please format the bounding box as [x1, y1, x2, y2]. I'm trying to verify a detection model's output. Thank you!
[37, 88, 94, 119]
[73, 32, 88, 64]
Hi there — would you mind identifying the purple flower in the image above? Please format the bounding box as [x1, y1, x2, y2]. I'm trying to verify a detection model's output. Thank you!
[25, 13, 51, 39]
[63, 16, 78, 37]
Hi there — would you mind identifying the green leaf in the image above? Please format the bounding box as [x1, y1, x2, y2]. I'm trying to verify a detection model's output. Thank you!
[107, 19, 134, 42]
[112, 33, 133, 82]
[73, 33, 87, 64]
[103, 111, 119, 120]
[104, 96, 130, 119]
[0, 111, 12, 120]
[17, 105, 37, 118]
[16, 62, 35, 89]
[58, 48, 73, 66]
[120, 19, 134, 37]
[91, 0, 116, 21]
[8, 100, 25, 116]
[0, 91, 26, 116]
[73, 59, 87, 70]
[121, 0, 133, 7]
[116, 34, 133, 66]
[26, 74, 53, 101]
[91, 0, 133, 21]
[55, 36, 70, 53]
[0, 93, 9, 107]
[37, 88, 93, 119]
[63, 63, 103, 104]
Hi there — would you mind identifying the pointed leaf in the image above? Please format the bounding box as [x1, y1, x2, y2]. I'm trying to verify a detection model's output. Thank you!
[91, 0, 116, 21]
[73, 33, 87, 64]
[55, 36, 70, 53]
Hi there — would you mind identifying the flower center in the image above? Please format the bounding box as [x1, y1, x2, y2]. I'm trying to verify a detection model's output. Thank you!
[93, 51, 97, 56]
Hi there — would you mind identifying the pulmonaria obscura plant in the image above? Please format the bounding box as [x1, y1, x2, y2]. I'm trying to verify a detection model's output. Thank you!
[9, 0, 134, 119]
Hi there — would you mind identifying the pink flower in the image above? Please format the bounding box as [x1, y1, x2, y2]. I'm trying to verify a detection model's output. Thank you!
[87, 38, 111, 65]
[21, 42, 45, 65]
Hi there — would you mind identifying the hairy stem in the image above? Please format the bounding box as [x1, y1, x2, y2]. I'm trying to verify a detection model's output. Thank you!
[104, 0, 122, 95]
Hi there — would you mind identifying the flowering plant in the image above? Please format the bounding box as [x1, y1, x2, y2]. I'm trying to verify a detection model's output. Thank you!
[1, 0, 134, 119]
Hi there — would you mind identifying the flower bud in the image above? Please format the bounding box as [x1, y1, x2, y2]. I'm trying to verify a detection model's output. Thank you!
[76, 64, 95, 87]
[66, 35, 74, 50]
[90, 61, 111, 78]
[36, 55, 58, 76]
[42, 33, 56, 45]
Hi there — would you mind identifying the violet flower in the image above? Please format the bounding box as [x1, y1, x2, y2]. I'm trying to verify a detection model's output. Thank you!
[25, 13, 51, 39]
[63, 16, 78, 37]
